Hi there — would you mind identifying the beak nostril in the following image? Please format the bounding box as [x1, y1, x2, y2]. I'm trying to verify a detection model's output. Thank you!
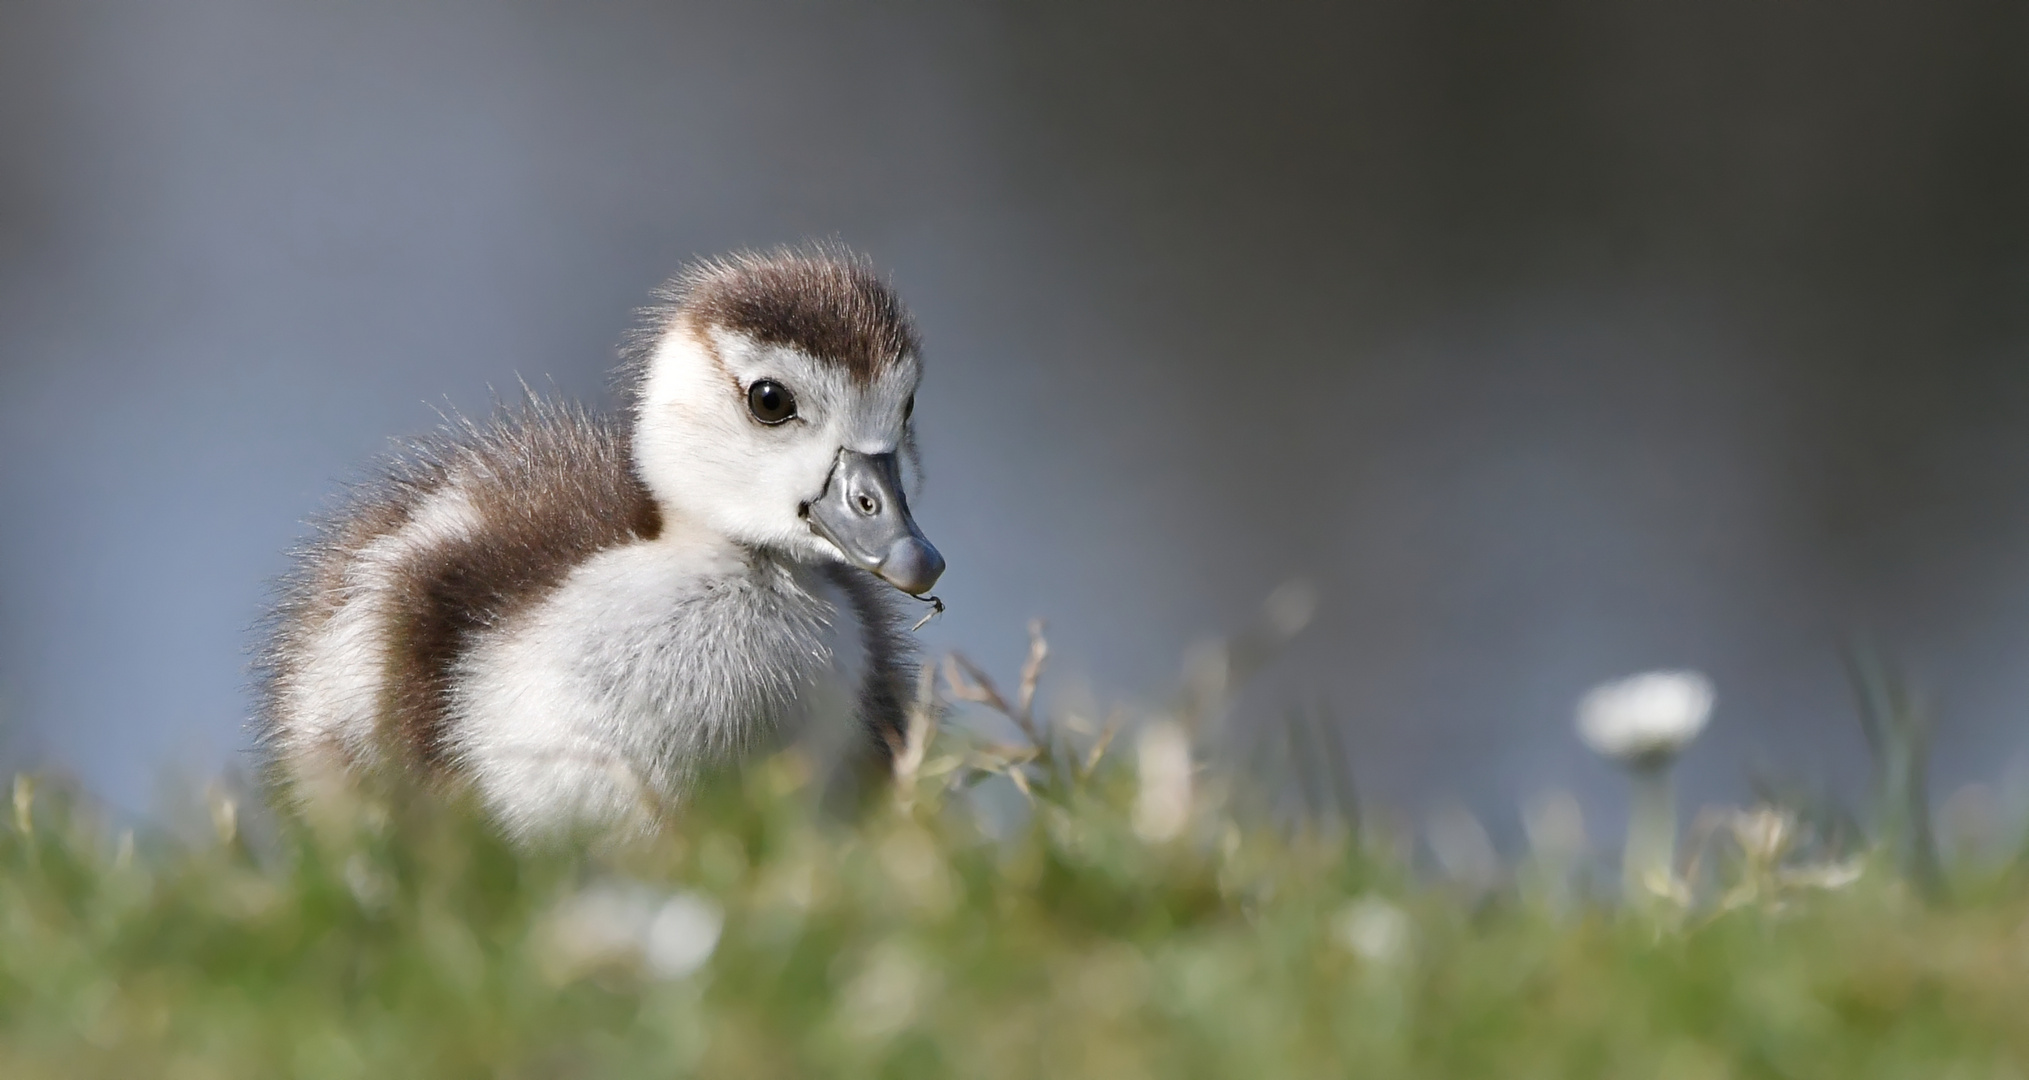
[805, 449, 942, 594]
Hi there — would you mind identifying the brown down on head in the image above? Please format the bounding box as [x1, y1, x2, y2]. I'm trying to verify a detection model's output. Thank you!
[619, 245, 921, 397]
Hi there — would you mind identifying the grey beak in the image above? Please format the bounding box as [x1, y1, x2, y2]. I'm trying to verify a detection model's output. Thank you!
[803, 449, 945, 595]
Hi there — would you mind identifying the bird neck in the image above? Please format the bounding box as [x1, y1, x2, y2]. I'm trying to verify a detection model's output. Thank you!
[642, 501, 745, 559]
[643, 500, 819, 588]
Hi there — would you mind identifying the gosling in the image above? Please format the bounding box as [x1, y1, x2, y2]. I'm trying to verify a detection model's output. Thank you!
[258, 247, 945, 838]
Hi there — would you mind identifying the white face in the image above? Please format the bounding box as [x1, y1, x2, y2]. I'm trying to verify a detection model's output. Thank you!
[632, 320, 921, 562]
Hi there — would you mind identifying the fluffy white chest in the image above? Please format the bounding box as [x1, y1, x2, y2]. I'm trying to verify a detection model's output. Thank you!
[446, 534, 869, 837]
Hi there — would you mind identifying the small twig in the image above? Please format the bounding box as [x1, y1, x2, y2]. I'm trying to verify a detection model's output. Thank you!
[909, 595, 946, 634]
[969, 742, 1041, 771]
[1005, 765, 1035, 804]
[1678, 804, 1733, 895]
[1016, 620, 1067, 788]
[943, 653, 1047, 751]
[1080, 710, 1125, 780]
[942, 654, 1008, 712]
[1017, 619, 1049, 723]
[890, 663, 940, 803]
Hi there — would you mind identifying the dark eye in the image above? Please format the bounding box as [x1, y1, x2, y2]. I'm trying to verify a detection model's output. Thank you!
[903, 394, 915, 422]
[747, 380, 796, 425]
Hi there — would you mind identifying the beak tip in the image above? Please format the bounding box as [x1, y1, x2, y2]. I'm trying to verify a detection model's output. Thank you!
[803, 449, 944, 594]
[880, 538, 946, 596]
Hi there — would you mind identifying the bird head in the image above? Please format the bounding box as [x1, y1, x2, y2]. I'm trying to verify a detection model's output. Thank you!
[627, 248, 944, 596]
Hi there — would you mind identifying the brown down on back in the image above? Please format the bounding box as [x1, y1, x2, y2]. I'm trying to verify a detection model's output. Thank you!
[258, 396, 661, 772]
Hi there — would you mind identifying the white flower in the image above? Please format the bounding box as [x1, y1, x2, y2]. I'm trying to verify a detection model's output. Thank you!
[1132, 721, 1194, 843]
[643, 892, 725, 979]
[541, 881, 723, 982]
[1332, 895, 1412, 965]
[1575, 670, 1714, 766]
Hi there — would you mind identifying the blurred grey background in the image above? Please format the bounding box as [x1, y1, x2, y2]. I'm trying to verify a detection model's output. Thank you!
[3, 0, 2027, 831]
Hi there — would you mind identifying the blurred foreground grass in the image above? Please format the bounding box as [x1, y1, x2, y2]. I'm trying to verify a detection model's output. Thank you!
[3, 625, 2028, 1077]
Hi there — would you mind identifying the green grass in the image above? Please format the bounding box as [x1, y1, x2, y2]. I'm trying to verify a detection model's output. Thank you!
[2, 633, 2027, 1077]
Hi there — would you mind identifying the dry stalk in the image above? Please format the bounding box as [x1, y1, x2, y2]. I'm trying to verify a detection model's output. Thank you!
[1678, 804, 1734, 893]
[942, 654, 1006, 712]
[1080, 709, 1125, 780]
[943, 653, 1046, 750]
[1017, 619, 1049, 725]
[890, 662, 940, 807]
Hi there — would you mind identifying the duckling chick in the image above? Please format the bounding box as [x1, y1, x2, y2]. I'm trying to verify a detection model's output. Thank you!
[258, 247, 945, 838]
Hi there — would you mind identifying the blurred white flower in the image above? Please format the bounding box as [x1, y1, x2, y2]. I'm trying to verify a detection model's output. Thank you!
[644, 892, 725, 979]
[543, 882, 656, 977]
[1332, 895, 1412, 966]
[1133, 721, 1193, 843]
[1576, 670, 1714, 767]
[1577, 671, 1713, 903]
[541, 880, 722, 983]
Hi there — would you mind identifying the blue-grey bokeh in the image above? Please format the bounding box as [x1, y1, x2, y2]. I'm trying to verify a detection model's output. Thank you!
[3, 0, 2027, 834]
